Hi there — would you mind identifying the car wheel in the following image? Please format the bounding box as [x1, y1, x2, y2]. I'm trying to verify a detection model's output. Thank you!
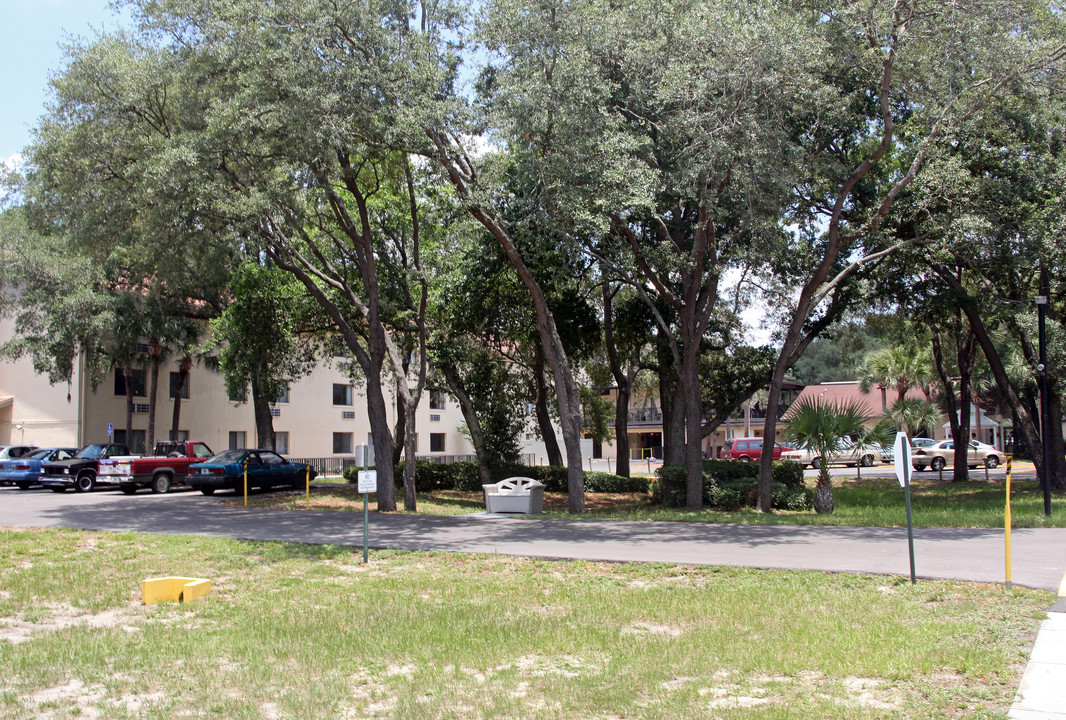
[811, 457, 821, 470]
[985, 456, 1000, 469]
[16, 482, 31, 491]
[151, 473, 172, 494]
[914, 465, 925, 472]
[931, 457, 946, 472]
[738, 455, 751, 462]
[74, 472, 96, 493]
[120, 485, 137, 495]
[200, 487, 216, 496]
[50, 486, 67, 493]
[861, 455, 874, 467]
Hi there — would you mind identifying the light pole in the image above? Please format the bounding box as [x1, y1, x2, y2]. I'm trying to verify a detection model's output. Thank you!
[1035, 295, 1052, 517]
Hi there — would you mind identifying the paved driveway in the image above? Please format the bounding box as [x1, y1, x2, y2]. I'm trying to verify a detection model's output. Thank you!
[2, 486, 1064, 591]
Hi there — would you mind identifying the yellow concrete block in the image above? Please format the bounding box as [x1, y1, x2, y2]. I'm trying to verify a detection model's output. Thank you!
[142, 576, 212, 605]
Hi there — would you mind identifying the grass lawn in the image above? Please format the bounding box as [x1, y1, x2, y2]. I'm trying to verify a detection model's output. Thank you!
[0, 527, 1052, 719]
[244, 476, 1066, 528]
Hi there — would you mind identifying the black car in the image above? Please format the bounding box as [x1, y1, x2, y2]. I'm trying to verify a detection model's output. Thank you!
[40, 443, 131, 493]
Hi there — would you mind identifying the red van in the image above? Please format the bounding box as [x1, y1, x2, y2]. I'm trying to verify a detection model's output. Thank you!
[720, 437, 785, 462]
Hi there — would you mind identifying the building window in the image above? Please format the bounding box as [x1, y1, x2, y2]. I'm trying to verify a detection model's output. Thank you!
[114, 369, 146, 397]
[429, 389, 446, 410]
[333, 383, 353, 406]
[169, 372, 190, 399]
[174, 430, 189, 442]
[228, 384, 247, 403]
[333, 432, 353, 454]
[275, 432, 289, 455]
[114, 429, 146, 454]
[430, 433, 446, 453]
[274, 385, 290, 404]
[229, 431, 246, 450]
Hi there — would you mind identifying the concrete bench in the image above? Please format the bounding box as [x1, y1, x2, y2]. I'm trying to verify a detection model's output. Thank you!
[482, 477, 545, 514]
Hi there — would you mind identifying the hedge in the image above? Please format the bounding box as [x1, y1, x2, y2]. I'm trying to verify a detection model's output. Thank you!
[345, 461, 650, 494]
[654, 460, 812, 511]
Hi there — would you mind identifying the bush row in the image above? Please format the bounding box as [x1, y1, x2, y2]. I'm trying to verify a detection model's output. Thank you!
[343, 461, 650, 494]
[653, 460, 812, 511]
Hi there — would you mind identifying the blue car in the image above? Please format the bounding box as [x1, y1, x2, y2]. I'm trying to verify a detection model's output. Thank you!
[185, 449, 316, 496]
[0, 447, 79, 490]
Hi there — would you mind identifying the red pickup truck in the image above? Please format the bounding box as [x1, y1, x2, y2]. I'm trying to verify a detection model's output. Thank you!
[98, 441, 214, 494]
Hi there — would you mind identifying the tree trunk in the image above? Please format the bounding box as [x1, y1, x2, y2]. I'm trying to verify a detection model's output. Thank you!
[533, 354, 563, 467]
[441, 363, 494, 488]
[933, 266, 1046, 486]
[602, 285, 631, 478]
[431, 134, 585, 512]
[170, 354, 191, 442]
[147, 338, 161, 452]
[613, 385, 631, 478]
[249, 372, 276, 450]
[813, 474, 835, 514]
[680, 317, 704, 511]
[931, 331, 964, 480]
[123, 365, 134, 448]
[1047, 383, 1066, 491]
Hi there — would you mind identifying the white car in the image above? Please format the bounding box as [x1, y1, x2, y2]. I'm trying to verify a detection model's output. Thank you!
[782, 440, 878, 469]
[911, 440, 1006, 471]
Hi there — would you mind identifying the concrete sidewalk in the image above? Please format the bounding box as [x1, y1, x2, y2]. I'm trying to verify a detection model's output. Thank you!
[1010, 590, 1066, 720]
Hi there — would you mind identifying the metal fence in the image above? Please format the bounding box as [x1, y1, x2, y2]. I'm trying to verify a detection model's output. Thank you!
[291, 454, 535, 477]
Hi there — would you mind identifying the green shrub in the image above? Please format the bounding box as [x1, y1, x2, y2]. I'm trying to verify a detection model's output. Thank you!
[653, 465, 688, 508]
[584, 471, 650, 493]
[656, 460, 812, 511]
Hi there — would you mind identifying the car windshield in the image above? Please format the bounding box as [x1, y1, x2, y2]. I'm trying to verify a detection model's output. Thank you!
[207, 449, 247, 464]
[76, 445, 105, 460]
[26, 449, 52, 460]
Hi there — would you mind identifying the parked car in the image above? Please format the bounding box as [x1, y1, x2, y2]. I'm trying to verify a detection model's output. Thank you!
[40, 443, 132, 493]
[911, 440, 1007, 471]
[781, 440, 878, 469]
[0, 445, 39, 461]
[720, 438, 785, 462]
[871, 443, 894, 463]
[0, 447, 79, 489]
[98, 440, 214, 494]
[185, 449, 316, 496]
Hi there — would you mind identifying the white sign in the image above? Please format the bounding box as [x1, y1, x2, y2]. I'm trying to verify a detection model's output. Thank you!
[357, 470, 377, 494]
[893, 432, 911, 487]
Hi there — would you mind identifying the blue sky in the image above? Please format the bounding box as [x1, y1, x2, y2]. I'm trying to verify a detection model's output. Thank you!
[1, 0, 128, 165]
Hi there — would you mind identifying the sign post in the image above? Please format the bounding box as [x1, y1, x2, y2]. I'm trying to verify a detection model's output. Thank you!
[893, 432, 917, 585]
[356, 445, 377, 564]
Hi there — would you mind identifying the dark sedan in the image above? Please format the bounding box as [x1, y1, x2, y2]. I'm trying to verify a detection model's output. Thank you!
[185, 449, 316, 496]
[0, 447, 79, 489]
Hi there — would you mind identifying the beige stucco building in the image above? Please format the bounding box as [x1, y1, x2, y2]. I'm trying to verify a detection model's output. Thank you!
[0, 317, 476, 462]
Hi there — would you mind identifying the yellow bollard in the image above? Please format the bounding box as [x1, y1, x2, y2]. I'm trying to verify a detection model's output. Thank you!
[1005, 455, 1013, 589]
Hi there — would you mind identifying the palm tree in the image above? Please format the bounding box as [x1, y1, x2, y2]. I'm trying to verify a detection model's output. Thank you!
[851, 418, 898, 480]
[887, 397, 942, 438]
[786, 398, 870, 514]
[858, 344, 936, 410]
